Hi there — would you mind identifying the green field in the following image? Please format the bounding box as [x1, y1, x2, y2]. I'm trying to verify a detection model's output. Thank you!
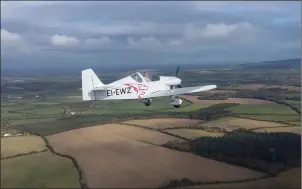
[1, 151, 80, 188]
[229, 104, 298, 115]
[285, 100, 301, 112]
[236, 115, 301, 125]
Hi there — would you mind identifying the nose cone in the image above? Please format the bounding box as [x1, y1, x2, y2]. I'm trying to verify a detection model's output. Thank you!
[175, 77, 181, 85]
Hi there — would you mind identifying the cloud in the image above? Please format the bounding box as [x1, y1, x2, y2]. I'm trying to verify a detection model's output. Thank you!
[127, 36, 161, 48]
[85, 37, 111, 46]
[50, 34, 79, 46]
[1, 29, 29, 53]
[184, 22, 259, 41]
[0, 1, 300, 69]
[167, 39, 184, 47]
[1, 29, 22, 43]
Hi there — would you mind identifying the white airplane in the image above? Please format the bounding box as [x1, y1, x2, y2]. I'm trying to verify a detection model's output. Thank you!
[81, 67, 217, 108]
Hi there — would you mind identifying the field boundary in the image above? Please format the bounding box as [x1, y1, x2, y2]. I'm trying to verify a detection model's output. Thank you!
[1, 149, 48, 160]
[118, 123, 190, 141]
[230, 115, 294, 126]
[159, 174, 274, 189]
[137, 139, 276, 189]
[39, 135, 88, 189]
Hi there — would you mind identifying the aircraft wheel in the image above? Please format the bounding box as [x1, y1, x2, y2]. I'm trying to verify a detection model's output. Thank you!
[173, 105, 180, 108]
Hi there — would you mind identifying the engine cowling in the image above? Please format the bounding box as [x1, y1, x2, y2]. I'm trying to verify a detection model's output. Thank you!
[159, 76, 181, 86]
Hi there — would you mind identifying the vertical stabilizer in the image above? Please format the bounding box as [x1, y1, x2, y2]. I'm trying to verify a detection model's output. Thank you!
[81, 69, 104, 101]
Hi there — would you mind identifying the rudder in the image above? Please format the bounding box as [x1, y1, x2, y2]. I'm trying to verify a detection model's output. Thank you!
[81, 69, 104, 101]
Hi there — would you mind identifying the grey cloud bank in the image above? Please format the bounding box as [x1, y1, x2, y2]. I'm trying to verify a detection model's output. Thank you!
[1, 1, 300, 71]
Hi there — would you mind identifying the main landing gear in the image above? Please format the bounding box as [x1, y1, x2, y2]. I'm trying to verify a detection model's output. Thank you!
[173, 105, 180, 108]
[144, 99, 152, 106]
[170, 97, 182, 108]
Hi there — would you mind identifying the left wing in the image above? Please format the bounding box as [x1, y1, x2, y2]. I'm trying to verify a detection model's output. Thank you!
[144, 85, 217, 98]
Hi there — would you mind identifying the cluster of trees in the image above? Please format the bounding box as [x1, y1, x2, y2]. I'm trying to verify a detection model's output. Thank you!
[190, 129, 300, 163]
[187, 129, 301, 174]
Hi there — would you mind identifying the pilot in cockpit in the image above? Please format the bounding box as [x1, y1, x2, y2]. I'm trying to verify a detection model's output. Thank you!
[144, 72, 151, 82]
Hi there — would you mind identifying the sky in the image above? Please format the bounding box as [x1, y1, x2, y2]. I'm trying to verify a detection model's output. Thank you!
[1, 1, 301, 71]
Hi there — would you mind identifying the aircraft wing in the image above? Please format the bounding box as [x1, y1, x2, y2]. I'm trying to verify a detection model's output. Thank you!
[144, 85, 217, 98]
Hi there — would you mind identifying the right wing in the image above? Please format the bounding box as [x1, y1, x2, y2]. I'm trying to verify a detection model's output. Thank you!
[144, 85, 217, 98]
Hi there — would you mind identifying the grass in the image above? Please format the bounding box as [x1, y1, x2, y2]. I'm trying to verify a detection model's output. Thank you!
[2, 102, 65, 126]
[83, 108, 149, 115]
[202, 117, 287, 129]
[122, 118, 201, 129]
[236, 115, 301, 125]
[285, 100, 301, 105]
[1, 151, 80, 188]
[229, 104, 298, 115]
[165, 129, 224, 139]
[163, 104, 211, 112]
[20, 105, 64, 115]
[285, 100, 301, 112]
[284, 93, 301, 97]
[253, 126, 301, 134]
[82, 98, 205, 115]
[7, 117, 60, 126]
[1, 135, 47, 158]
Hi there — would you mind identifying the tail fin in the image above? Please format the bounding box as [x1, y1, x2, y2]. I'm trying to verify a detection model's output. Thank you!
[81, 69, 104, 101]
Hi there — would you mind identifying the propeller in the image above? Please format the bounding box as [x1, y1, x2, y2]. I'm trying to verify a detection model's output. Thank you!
[176, 65, 180, 77]
[175, 66, 182, 88]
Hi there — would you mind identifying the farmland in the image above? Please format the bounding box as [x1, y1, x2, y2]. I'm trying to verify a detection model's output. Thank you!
[1, 151, 80, 188]
[0, 136, 81, 188]
[181, 96, 275, 105]
[1, 58, 301, 188]
[201, 117, 288, 130]
[253, 126, 301, 134]
[47, 124, 265, 188]
[228, 104, 298, 115]
[179, 167, 301, 189]
[1, 135, 47, 158]
[122, 118, 202, 129]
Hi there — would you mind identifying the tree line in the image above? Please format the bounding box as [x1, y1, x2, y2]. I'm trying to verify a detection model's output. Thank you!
[189, 129, 301, 175]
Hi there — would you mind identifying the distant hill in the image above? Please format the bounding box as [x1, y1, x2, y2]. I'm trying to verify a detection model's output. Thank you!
[239, 58, 301, 70]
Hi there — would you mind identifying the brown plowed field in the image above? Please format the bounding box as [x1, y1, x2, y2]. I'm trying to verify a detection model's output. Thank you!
[47, 124, 265, 188]
[181, 96, 275, 105]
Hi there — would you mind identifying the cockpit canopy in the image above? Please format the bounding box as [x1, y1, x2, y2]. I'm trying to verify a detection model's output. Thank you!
[130, 72, 160, 83]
